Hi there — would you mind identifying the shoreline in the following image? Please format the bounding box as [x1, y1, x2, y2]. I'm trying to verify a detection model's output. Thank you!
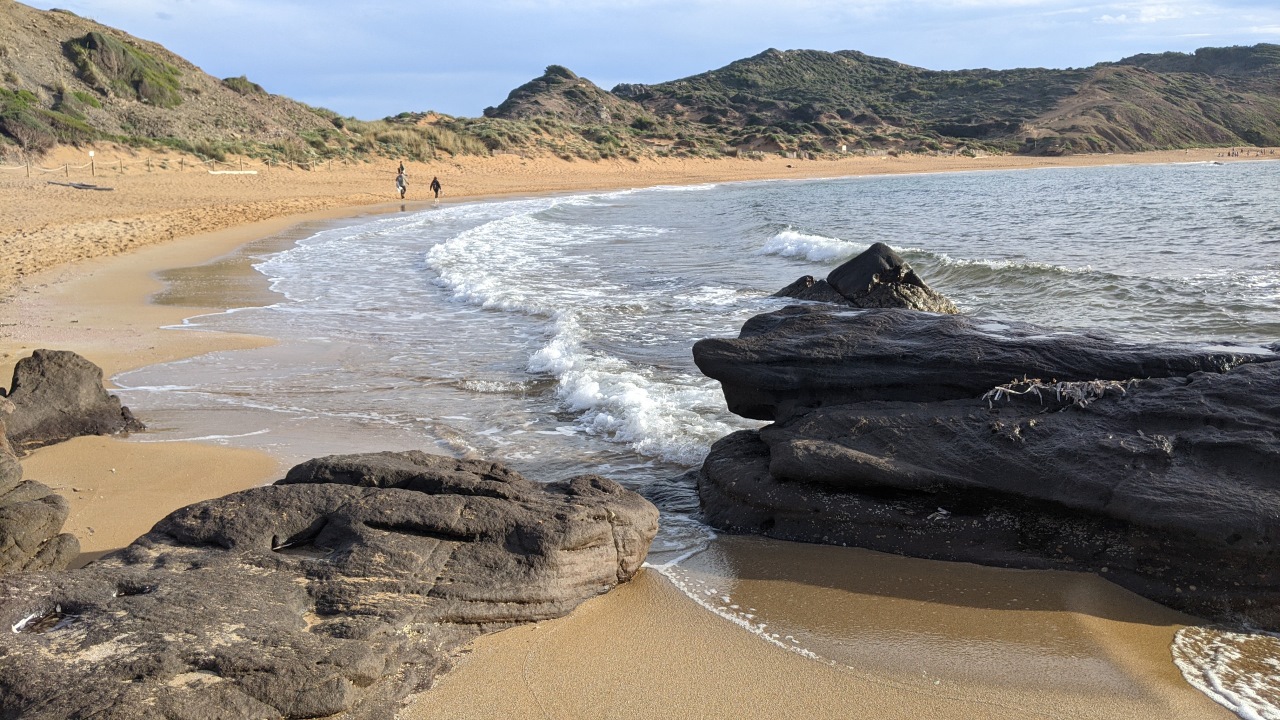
[4, 146, 1271, 295]
[0, 148, 1254, 717]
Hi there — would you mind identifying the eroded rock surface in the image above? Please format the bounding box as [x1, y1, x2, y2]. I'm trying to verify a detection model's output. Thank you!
[0, 398, 78, 577]
[3, 349, 144, 453]
[773, 242, 958, 314]
[0, 451, 659, 719]
[693, 305, 1268, 421]
[695, 304, 1280, 627]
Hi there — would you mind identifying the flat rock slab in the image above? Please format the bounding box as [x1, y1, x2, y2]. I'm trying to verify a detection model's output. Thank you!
[0, 451, 659, 719]
[693, 305, 1277, 420]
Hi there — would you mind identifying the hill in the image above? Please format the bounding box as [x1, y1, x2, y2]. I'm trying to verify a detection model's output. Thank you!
[611, 45, 1280, 154]
[0, 1, 486, 162]
[2, 0, 1278, 161]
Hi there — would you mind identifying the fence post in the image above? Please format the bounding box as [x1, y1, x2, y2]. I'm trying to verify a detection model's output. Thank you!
[64, 164, 69, 177]
[118, 160, 122, 174]
[25, 162, 29, 178]
[180, 157, 185, 171]
[147, 158, 152, 172]
[91, 160, 95, 177]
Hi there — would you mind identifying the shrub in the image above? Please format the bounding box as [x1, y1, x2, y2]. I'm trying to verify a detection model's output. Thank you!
[64, 31, 183, 108]
[222, 75, 265, 96]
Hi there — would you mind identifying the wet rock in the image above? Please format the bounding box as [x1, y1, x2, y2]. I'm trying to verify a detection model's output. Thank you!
[695, 304, 1280, 628]
[774, 243, 958, 313]
[0, 398, 78, 577]
[2, 350, 144, 453]
[0, 451, 658, 719]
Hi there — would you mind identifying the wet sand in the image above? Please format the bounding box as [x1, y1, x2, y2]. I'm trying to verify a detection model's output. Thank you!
[0, 146, 1257, 719]
[405, 537, 1228, 719]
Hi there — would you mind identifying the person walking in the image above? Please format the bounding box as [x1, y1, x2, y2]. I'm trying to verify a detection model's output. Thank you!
[429, 176, 442, 199]
[395, 169, 408, 199]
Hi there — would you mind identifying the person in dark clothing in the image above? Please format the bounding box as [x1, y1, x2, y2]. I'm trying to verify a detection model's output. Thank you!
[398, 161, 405, 174]
[429, 176, 442, 198]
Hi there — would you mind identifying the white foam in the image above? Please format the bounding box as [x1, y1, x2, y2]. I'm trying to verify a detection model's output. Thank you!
[756, 228, 860, 263]
[527, 312, 749, 465]
[1173, 626, 1280, 720]
[129, 429, 271, 444]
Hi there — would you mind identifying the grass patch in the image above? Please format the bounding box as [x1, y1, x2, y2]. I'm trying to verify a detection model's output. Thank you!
[64, 31, 183, 108]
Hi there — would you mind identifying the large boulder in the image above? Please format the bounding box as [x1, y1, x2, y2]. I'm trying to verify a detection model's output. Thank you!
[3, 349, 144, 453]
[0, 450, 658, 719]
[693, 305, 1270, 421]
[695, 305, 1280, 627]
[0, 398, 78, 577]
[774, 242, 958, 313]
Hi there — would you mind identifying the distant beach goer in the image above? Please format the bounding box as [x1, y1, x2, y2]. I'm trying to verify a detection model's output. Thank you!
[398, 161, 405, 174]
[430, 176, 442, 199]
[395, 169, 408, 199]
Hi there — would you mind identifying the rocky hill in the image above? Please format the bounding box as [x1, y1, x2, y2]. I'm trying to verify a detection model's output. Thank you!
[0, 1, 336, 154]
[3, 0, 1278, 160]
[483, 65, 646, 125]
[611, 45, 1280, 154]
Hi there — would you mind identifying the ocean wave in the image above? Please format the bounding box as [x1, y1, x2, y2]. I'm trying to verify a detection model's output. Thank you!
[1173, 625, 1280, 720]
[755, 228, 861, 263]
[905, 248, 1092, 276]
[526, 312, 750, 465]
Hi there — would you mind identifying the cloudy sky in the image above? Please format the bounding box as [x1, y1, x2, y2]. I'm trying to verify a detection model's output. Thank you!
[24, 0, 1280, 119]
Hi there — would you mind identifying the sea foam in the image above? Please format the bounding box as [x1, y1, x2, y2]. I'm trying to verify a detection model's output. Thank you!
[755, 228, 860, 262]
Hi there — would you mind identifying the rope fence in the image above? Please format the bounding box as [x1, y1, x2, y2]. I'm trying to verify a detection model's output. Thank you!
[0, 156, 346, 178]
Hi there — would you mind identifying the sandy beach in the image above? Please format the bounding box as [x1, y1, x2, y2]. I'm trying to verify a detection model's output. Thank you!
[1, 145, 1257, 718]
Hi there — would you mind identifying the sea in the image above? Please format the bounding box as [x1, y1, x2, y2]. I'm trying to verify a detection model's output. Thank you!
[116, 159, 1280, 718]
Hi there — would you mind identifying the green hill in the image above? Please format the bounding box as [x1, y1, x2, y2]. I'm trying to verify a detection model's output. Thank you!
[2, 0, 1278, 161]
[0, 0, 486, 162]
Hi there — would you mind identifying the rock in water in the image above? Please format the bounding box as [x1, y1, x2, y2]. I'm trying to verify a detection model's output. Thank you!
[695, 304, 1280, 628]
[3, 350, 144, 453]
[0, 398, 78, 577]
[0, 451, 658, 719]
[774, 242, 958, 313]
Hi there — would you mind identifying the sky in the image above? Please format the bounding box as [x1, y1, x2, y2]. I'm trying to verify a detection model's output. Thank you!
[23, 0, 1280, 120]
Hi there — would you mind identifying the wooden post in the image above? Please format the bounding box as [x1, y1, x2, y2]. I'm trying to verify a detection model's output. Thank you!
[91, 160, 95, 177]
[118, 160, 122, 174]
[25, 162, 29, 178]
[147, 158, 152, 172]
[239, 157, 244, 171]
[180, 157, 185, 171]
[64, 164, 69, 177]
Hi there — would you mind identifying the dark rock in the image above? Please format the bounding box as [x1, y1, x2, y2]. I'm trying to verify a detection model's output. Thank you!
[695, 304, 1280, 627]
[772, 276, 849, 304]
[0, 398, 78, 577]
[0, 451, 658, 719]
[693, 305, 1273, 421]
[774, 243, 958, 313]
[3, 350, 144, 453]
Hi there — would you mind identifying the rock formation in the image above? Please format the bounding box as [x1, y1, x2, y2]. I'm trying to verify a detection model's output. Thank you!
[773, 242, 958, 314]
[0, 450, 658, 719]
[695, 305, 1280, 627]
[2, 349, 144, 453]
[0, 398, 78, 577]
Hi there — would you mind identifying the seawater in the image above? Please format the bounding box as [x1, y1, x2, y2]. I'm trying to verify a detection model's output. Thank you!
[116, 160, 1280, 718]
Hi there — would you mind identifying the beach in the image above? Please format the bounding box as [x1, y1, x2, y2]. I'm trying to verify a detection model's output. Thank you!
[1, 146, 1260, 718]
